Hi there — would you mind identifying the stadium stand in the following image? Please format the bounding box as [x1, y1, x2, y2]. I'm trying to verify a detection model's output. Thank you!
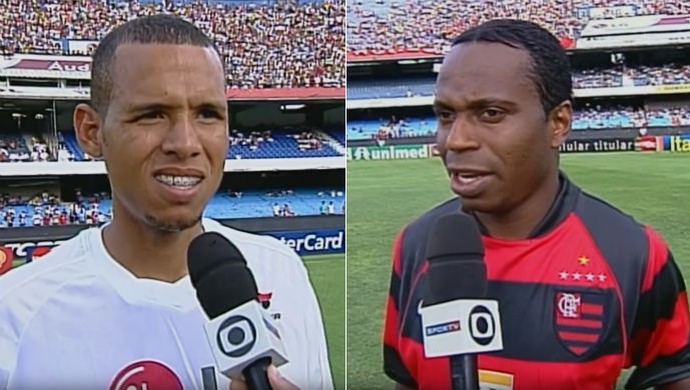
[0, 134, 51, 162]
[51, 129, 345, 162]
[0, 0, 346, 89]
[348, 104, 690, 140]
[0, 187, 345, 228]
[347, 0, 690, 57]
[347, 64, 690, 100]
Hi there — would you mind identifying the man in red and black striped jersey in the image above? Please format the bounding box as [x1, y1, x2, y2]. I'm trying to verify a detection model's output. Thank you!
[382, 19, 690, 390]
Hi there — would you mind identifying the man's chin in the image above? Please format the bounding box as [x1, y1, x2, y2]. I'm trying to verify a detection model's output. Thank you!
[143, 213, 203, 233]
[459, 196, 494, 214]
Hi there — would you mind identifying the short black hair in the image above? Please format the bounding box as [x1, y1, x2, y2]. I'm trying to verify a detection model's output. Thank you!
[90, 13, 221, 115]
[451, 19, 572, 117]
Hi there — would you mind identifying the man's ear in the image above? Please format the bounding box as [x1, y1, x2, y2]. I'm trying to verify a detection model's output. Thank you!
[549, 100, 572, 148]
[73, 103, 104, 158]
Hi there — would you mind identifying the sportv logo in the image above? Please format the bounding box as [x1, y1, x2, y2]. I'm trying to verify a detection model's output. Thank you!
[425, 320, 461, 336]
[278, 231, 344, 254]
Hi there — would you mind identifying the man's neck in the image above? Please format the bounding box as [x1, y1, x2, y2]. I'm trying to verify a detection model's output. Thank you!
[473, 173, 561, 240]
[102, 213, 202, 283]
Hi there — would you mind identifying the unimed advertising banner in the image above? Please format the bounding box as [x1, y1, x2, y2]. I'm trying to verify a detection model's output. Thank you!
[347, 144, 433, 160]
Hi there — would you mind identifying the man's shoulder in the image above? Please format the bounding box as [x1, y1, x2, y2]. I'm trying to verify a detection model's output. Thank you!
[570, 186, 668, 301]
[0, 229, 95, 339]
[201, 218, 303, 267]
[573, 189, 654, 252]
[575, 189, 645, 230]
[201, 219, 318, 318]
[0, 230, 94, 296]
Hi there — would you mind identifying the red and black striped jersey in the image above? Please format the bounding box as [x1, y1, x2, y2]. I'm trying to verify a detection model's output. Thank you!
[383, 173, 690, 390]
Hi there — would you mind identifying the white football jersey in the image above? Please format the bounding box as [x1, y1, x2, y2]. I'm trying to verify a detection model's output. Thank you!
[0, 218, 333, 390]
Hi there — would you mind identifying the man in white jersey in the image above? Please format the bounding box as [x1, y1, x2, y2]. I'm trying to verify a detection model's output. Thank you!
[0, 14, 332, 390]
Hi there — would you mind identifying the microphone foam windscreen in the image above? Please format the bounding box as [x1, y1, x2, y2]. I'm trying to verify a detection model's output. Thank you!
[187, 232, 247, 287]
[425, 213, 487, 304]
[187, 232, 259, 319]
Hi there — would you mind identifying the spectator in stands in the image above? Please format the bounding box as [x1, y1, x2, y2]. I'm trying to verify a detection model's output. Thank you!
[294, 130, 324, 150]
[226, 189, 242, 198]
[31, 212, 41, 227]
[282, 203, 296, 217]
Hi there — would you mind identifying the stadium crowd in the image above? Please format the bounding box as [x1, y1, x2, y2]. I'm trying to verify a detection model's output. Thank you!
[0, 187, 346, 227]
[348, 63, 690, 101]
[229, 129, 274, 151]
[0, 0, 346, 89]
[0, 136, 50, 162]
[0, 190, 110, 228]
[347, 0, 690, 55]
[574, 64, 690, 89]
[350, 104, 690, 140]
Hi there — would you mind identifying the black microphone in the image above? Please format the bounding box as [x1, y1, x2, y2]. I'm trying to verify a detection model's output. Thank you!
[420, 213, 503, 390]
[188, 232, 287, 390]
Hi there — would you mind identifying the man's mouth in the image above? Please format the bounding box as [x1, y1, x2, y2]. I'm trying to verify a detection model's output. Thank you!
[452, 172, 488, 184]
[447, 168, 493, 196]
[154, 174, 203, 189]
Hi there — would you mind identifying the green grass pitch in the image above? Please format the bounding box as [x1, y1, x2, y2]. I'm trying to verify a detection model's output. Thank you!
[346, 152, 689, 390]
[304, 253, 345, 390]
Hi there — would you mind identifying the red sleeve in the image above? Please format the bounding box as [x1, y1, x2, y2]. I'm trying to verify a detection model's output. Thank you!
[625, 227, 690, 390]
[382, 228, 417, 388]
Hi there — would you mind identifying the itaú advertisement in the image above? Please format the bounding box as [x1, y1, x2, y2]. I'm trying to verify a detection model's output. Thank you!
[268, 229, 345, 256]
[630, 135, 690, 152]
[662, 134, 690, 152]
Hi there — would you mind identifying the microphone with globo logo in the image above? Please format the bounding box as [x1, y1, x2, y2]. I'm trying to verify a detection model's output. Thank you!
[188, 232, 288, 390]
[418, 213, 504, 390]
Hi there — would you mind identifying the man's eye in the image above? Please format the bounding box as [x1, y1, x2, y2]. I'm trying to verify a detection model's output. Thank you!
[435, 110, 454, 121]
[479, 109, 506, 121]
[199, 109, 221, 119]
[139, 112, 164, 120]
